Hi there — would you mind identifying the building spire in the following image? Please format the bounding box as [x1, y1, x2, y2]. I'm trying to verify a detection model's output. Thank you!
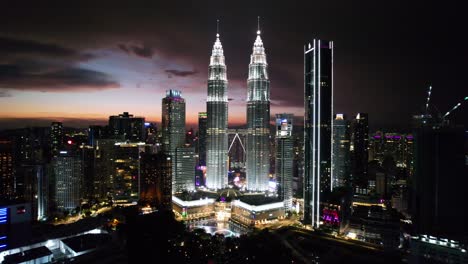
[257, 16, 261, 35]
[216, 19, 219, 38]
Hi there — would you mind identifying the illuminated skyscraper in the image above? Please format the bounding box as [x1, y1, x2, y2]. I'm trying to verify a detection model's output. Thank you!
[304, 39, 333, 227]
[206, 29, 228, 190]
[53, 151, 82, 211]
[50, 122, 63, 157]
[162, 90, 195, 193]
[246, 25, 270, 192]
[332, 114, 351, 189]
[162, 90, 186, 155]
[275, 114, 294, 211]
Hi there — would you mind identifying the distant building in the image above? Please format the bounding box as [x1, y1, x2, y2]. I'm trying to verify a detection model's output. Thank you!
[53, 151, 82, 211]
[0, 139, 15, 199]
[108, 112, 146, 142]
[331, 114, 351, 189]
[197, 112, 207, 167]
[50, 122, 63, 157]
[304, 39, 333, 227]
[88, 125, 106, 147]
[140, 152, 172, 210]
[351, 113, 369, 194]
[112, 142, 145, 203]
[275, 114, 294, 211]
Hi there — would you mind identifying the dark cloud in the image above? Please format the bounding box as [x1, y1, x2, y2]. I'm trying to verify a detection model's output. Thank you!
[0, 63, 119, 91]
[119, 43, 154, 58]
[0, 36, 118, 92]
[0, 36, 94, 61]
[165, 69, 198, 77]
[0, 90, 12, 97]
[228, 98, 234, 101]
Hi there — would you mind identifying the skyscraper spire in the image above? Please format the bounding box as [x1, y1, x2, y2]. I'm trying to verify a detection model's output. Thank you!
[257, 16, 260, 34]
[217, 19, 219, 37]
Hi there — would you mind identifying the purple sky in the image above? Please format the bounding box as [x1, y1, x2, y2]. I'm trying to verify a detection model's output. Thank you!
[0, 1, 466, 130]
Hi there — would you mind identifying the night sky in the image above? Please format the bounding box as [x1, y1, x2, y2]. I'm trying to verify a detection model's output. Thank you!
[1, 1, 466, 130]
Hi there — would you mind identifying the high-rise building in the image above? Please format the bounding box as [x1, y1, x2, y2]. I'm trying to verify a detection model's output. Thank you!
[162, 90, 186, 154]
[161, 90, 194, 193]
[412, 125, 468, 240]
[50, 122, 63, 157]
[206, 31, 228, 190]
[52, 151, 82, 212]
[0, 139, 15, 199]
[174, 147, 196, 193]
[109, 112, 146, 142]
[112, 142, 144, 202]
[197, 112, 208, 167]
[350, 113, 369, 193]
[246, 28, 270, 192]
[275, 114, 294, 211]
[140, 152, 172, 210]
[304, 39, 333, 227]
[331, 114, 351, 189]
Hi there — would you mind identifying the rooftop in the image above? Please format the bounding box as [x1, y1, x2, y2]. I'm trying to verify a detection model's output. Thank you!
[3, 246, 52, 264]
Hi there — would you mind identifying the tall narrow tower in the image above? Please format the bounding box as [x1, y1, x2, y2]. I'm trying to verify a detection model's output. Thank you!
[246, 20, 270, 192]
[206, 22, 228, 190]
[304, 39, 333, 228]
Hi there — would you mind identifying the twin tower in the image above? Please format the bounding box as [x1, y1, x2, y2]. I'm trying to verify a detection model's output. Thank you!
[205, 25, 270, 191]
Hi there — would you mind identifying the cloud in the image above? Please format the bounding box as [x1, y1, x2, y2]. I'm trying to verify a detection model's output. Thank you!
[0, 36, 118, 92]
[118, 43, 154, 58]
[0, 90, 12, 97]
[165, 69, 198, 77]
[0, 36, 94, 61]
[0, 63, 119, 92]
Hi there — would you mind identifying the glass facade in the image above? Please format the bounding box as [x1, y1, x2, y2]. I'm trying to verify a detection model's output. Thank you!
[304, 39, 333, 227]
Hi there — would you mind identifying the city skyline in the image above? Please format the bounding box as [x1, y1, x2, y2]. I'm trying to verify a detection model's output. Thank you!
[1, 2, 466, 131]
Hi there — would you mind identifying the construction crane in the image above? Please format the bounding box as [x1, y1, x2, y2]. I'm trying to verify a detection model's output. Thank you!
[442, 96, 468, 119]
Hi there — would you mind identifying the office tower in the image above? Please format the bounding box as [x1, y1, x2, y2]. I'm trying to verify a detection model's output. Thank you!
[246, 28, 270, 192]
[197, 112, 208, 166]
[275, 114, 294, 211]
[206, 31, 228, 190]
[174, 147, 196, 193]
[50, 122, 63, 157]
[52, 151, 82, 211]
[412, 125, 468, 239]
[331, 114, 351, 189]
[351, 113, 369, 193]
[162, 90, 186, 154]
[161, 90, 194, 193]
[88, 125, 105, 147]
[140, 152, 172, 210]
[113, 142, 144, 202]
[0, 139, 15, 199]
[80, 145, 96, 199]
[94, 138, 118, 199]
[109, 112, 146, 142]
[304, 39, 333, 227]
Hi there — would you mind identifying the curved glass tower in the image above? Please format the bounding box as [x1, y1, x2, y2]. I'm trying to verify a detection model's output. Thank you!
[206, 32, 228, 190]
[246, 29, 270, 191]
